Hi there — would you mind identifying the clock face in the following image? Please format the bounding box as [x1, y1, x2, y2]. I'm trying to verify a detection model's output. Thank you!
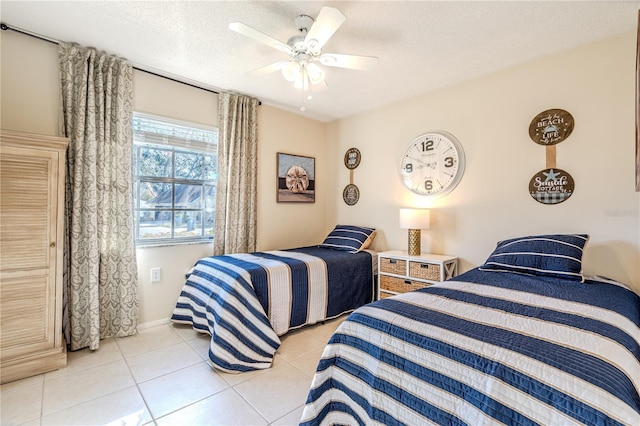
[399, 131, 466, 197]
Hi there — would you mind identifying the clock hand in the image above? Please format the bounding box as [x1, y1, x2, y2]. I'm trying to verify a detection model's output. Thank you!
[407, 155, 429, 167]
[408, 156, 439, 171]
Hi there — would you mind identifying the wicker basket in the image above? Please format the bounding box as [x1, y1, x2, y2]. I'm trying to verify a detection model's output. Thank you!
[380, 275, 430, 293]
[409, 261, 440, 281]
[380, 258, 406, 275]
[379, 291, 395, 299]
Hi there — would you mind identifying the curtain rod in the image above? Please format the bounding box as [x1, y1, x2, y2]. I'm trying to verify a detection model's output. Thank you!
[1, 21, 260, 103]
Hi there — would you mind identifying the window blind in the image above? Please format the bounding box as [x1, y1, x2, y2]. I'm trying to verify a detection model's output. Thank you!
[132, 112, 218, 152]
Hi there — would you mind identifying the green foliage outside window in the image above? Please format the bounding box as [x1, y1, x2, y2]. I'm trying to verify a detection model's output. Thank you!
[133, 113, 218, 244]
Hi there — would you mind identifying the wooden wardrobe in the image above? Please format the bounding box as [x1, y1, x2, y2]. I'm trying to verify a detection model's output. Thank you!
[0, 129, 68, 383]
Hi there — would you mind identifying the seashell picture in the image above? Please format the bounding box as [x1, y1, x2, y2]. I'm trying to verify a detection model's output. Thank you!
[277, 152, 315, 203]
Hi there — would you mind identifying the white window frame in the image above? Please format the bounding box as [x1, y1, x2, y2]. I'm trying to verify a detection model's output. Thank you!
[132, 112, 218, 246]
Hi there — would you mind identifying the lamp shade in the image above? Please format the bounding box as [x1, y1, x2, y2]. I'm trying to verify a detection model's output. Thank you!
[399, 208, 430, 230]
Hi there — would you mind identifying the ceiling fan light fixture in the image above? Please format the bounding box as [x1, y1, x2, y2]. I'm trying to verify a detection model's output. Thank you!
[281, 61, 300, 82]
[293, 71, 309, 91]
[230, 6, 378, 107]
[306, 63, 325, 85]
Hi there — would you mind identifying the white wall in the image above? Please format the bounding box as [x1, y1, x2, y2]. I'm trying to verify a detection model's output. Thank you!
[0, 30, 59, 134]
[257, 106, 328, 251]
[328, 31, 640, 293]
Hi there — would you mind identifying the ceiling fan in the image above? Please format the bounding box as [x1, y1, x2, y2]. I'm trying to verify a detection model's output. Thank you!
[229, 6, 379, 92]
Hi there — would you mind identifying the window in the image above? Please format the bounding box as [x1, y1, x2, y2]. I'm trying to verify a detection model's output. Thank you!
[133, 113, 218, 245]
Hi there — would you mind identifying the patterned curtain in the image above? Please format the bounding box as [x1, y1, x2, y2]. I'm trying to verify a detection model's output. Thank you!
[214, 92, 259, 255]
[58, 42, 138, 351]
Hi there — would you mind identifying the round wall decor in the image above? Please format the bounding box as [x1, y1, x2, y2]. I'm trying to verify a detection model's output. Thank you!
[344, 147, 362, 205]
[344, 147, 361, 169]
[343, 183, 360, 206]
[528, 108, 574, 146]
[399, 131, 465, 197]
[529, 168, 575, 205]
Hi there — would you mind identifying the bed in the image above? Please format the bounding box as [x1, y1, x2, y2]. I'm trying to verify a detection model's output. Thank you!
[171, 225, 377, 373]
[300, 234, 640, 426]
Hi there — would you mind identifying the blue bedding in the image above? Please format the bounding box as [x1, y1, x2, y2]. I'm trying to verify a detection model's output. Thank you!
[301, 268, 640, 425]
[171, 246, 375, 373]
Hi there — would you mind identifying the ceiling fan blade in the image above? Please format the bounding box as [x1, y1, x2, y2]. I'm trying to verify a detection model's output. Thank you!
[229, 22, 293, 55]
[319, 53, 379, 71]
[304, 7, 345, 52]
[247, 61, 289, 77]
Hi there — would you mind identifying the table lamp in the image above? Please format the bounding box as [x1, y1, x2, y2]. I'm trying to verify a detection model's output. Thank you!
[399, 208, 430, 256]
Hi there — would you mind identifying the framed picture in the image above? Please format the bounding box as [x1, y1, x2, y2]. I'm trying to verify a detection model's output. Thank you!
[277, 152, 315, 203]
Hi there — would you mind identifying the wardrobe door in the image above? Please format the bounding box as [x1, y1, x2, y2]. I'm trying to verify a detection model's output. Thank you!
[0, 130, 68, 383]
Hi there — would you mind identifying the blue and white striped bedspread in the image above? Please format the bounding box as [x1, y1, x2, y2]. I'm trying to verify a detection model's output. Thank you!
[301, 268, 640, 426]
[171, 247, 374, 373]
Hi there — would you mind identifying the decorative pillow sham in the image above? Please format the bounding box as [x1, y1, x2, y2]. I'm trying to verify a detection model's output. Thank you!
[319, 225, 376, 253]
[479, 234, 589, 281]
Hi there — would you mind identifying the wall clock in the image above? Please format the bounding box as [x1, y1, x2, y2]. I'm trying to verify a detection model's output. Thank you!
[399, 131, 466, 197]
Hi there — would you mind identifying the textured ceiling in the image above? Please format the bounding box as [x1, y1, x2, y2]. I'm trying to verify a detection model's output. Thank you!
[2, 1, 639, 122]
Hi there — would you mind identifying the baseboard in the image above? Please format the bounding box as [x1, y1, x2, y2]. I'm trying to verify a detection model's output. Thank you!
[137, 317, 170, 330]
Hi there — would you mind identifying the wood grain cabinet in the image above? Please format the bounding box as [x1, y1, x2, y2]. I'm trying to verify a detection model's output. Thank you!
[377, 250, 458, 299]
[0, 130, 68, 383]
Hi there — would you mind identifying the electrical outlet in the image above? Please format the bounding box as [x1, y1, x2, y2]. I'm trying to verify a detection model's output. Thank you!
[150, 267, 161, 283]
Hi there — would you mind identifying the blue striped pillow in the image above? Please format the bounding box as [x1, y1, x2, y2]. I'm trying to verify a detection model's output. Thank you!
[320, 225, 376, 253]
[480, 234, 589, 281]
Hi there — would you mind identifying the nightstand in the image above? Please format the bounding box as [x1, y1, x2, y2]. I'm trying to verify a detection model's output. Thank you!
[377, 250, 458, 299]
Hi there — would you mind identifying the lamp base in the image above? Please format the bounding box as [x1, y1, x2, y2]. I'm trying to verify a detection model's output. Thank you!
[408, 229, 421, 256]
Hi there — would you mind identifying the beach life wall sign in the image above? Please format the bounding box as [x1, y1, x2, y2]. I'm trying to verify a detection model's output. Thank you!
[528, 108, 575, 205]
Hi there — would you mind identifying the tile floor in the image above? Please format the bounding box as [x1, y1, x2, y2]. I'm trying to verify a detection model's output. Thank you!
[1, 316, 346, 426]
